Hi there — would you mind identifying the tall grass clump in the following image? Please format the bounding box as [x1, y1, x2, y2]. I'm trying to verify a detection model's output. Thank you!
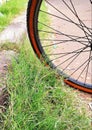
[0, 39, 91, 130]
[0, 0, 27, 31]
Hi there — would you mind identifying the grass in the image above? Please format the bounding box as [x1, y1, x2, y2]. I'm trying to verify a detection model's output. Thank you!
[0, 42, 19, 52]
[0, 0, 27, 31]
[0, 1, 91, 129]
[0, 39, 91, 130]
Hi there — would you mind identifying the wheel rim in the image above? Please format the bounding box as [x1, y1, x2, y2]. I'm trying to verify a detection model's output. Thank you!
[28, 0, 92, 93]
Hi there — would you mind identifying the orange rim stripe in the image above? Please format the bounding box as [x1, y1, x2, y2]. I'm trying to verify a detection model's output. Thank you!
[28, 0, 41, 58]
[64, 79, 92, 94]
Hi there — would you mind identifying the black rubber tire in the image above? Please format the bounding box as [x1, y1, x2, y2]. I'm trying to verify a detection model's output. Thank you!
[27, 0, 92, 93]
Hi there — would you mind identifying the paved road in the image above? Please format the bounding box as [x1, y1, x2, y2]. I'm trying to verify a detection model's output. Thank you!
[46, 0, 91, 85]
[0, 11, 27, 44]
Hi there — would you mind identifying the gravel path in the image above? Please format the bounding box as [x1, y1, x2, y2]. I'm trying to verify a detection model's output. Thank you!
[0, 11, 26, 44]
[0, 11, 27, 112]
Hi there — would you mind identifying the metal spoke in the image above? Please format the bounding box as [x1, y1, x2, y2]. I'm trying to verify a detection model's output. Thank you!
[48, 50, 90, 56]
[45, 0, 91, 38]
[39, 30, 89, 40]
[70, 56, 92, 77]
[69, 0, 91, 43]
[38, 22, 87, 46]
[49, 47, 86, 62]
[41, 39, 88, 48]
[40, 10, 92, 32]
[55, 46, 87, 68]
[76, 49, 91, 83]
[62, 0, 92, 34]
[84, 49, 91, 84]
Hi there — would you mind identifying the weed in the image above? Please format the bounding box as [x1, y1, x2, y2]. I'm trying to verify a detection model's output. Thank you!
[0, 0, 27, 31]
[0, 39, 91, 130]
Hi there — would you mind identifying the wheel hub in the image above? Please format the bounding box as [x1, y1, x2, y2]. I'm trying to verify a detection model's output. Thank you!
[90, 0, 92, 4]
[91, 43, 92, 51]
[89, 40, 92, 50]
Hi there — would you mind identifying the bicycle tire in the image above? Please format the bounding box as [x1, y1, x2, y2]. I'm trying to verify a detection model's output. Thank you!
[27, 0, 92, 93]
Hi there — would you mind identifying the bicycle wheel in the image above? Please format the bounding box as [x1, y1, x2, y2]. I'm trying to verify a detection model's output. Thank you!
[27, 0, 92, 93]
